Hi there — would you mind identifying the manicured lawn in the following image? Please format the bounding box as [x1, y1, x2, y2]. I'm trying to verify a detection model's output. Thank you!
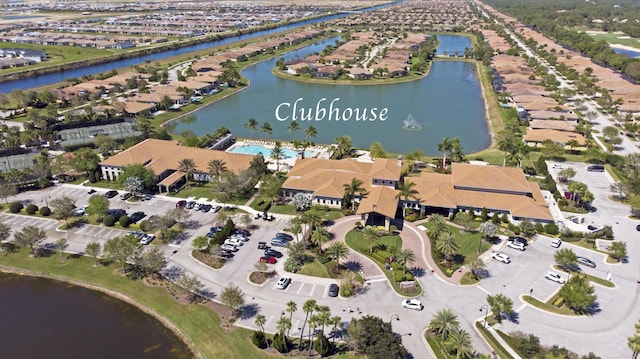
[475, 322, 515, 359]
[0, 248, 282, 359]
[298, 258, 332, 278]
[169, 185, 215, 200]
[523, 295, 576, 316]
[428, 224, 491, 277]
[587, 32, 640, 49]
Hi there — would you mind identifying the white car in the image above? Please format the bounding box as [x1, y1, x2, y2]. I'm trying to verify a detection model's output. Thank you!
[551, 238, 562, 248]
[401, 299, 424, 311]
[545, 271, 565, 284]
[506, 241, 525, 251]
[224, 237, 243, 247]
[552, 163, 564, 169]
[229, 233, 249, 242]
[140, 234, 155, 245]
[221, 243, 238, 252]
[275, 276, 291, 290]
[492, 253, 511, 264]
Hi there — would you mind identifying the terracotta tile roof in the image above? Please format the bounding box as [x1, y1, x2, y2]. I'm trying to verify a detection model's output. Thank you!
[452, 163, 532, 194]
[529, 120, 578, 132]
[524, 129, 586, 145]
[100, 138, 254, 175]
[409, 172, 457, 209]
[357, 186, 399, 218]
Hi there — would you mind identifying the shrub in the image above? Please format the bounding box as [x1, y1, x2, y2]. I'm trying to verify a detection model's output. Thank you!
[25, 204, 38, 215]
[118, 215, 131, 228]
[553, 297, 564, 307]
[284, 257, 302, 273]
[88, 170, 97, 183]
[139, 219, 153, 232]
[39, 206, 51, 216]
[251, 331, 268, 349]
[544, 223, 559, 235]
[508, 223, 520, 234]
[491, 213, 500, 224]
[8, 202, 23, 213]
[394, 271, 404, 282]
[534, 222, 544, 233]
[501, 213, 509, 223]
[272, 332, 288, 353]
[103, 214, 116, 227]
[313, 332, 331, 357]
[480, 207, 489, 221]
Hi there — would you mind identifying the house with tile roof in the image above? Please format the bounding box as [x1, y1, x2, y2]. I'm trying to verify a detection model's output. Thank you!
[99, 138, 254, 192]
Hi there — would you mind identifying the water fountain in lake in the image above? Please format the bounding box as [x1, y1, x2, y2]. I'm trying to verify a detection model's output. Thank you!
[402, 113, 422, 131]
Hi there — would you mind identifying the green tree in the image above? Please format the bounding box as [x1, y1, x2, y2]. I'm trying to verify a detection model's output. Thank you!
[343, 177, 366, 212]
[116, 164, 156, 188]
[325, 241, 349, 267]
[558, 167, 577, 183]
[13, 225, 47, 256]
[455, 211, 473, 232]
[192, 236, 209, 252]
[207, 159, 227, 180]
[254, 314, 266, 337]
[304, 125, 317, 142]
[299, 299, 317, 347]
[103, 236, 140, 274]
[86, 195, 110, 221]
[628, 319, 640, 359]
[244, 117, 258, 138]
[519, 220, 537, 239]
[0, 183, 18, 204]
[286, 300, 297, 336]
[630, 195, 640, 218]
[220, 282, 245, 316]
[276, 316, 292, 353]
[609, 241, 627, 261]
[176, 274, 203, 303]
[0, 219, 12, 243]
[467, 258, 485, 280]
[260, 122, 272, 139]
[437, 137, 454, 168]
[85, 242, 101, 266]
[69, 147, 100, 176]
[486, 293, 514, 322]
[447, 329, 474, 359]
[270, 142, 285, 172]
[395, 248, 416, 274]
[363, 225, 380, 253]
[335, 135, 353, 159]
[348, 315, 408, 359]
[554, 248, 578, 271]
[396, 181, 419, 218]
[369, 141, 386, 158]
[427, 214, 448, 241]
[311, 226, 331, 250]
[137, 246, 166, 278]
[177, 158, 196, 188]
[287, 121, 300, 141]
[56, 237, 68, 261]
[558, 275, 597, 314]
[436, 231, 459, 262]
[429, 308, 460, 341]
[50, 196, 76, 227]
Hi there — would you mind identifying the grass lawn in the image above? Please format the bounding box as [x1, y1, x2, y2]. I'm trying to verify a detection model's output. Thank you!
[587, 32, 640, 49]
[426, 336, 455, 359]
[428, 224, 491, 277]
[0, 248, 283, 359]
[523, 295, 577, 316]
[475, 322, 515, 359]
[298, 258, 332, 278]
[459, 272, 479, 285]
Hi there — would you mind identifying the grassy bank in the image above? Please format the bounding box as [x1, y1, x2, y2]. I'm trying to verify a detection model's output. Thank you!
[0, 247, 281, 359]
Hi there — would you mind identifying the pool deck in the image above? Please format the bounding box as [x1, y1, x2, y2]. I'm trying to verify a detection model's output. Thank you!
[227, 139, 330, 171]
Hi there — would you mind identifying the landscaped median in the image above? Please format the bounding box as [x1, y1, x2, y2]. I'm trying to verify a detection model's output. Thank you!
[344, 228, 422, 297]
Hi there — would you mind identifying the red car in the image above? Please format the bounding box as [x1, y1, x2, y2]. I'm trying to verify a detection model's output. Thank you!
[260, 256, 277, 264]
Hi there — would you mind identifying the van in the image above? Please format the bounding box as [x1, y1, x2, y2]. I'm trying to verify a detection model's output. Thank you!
[587, 165, 605, 172]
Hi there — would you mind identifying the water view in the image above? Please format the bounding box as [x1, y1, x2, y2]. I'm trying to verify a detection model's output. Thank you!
[174, 35, 489, 155]
[0, 273, 191, 359]
[435, 34, 473, 55]
[612, 47, 640, 58]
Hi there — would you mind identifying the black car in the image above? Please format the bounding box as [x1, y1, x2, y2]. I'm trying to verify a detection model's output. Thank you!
[264, 248, 283, 258]
[88, 189, 96, 194]
[233, 228, 250, 236]
[257, 242, 268, 250]
[508, 236, 528, 246]
[577, 256, 597, 268]
[129, 211, 146, 223]
[105, 190, 118, 198]
[185, 201, 196, 209]
[328, 283, 339, 297]
[107, 209, 126, 220]
[213, 205, 222, 213]
[176, 200, 187, 208]
[636, 224, 640, 232]
[200, 204, 212, 212]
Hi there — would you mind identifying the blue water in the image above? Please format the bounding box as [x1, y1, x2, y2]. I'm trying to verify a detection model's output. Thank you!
[229, 144, 312, 159]
[436, 34, 472, 55]
[612, 47, 640, 58]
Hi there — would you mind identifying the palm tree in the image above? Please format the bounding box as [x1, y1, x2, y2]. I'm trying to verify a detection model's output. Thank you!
[276, 316, 292, 352]
[436, 231, 459, 263]
[447, 329, 474, 359]
[629, 333, 640, 359]
[395, 248, 416, 274]
[304, 125, 317, 142]
[437, 137, 453, 169]
[207, 159, 227, 181]
[254, 314, 266, 336]
[316, 306, 331, 356]
[270, 142, 286, 172]
[307, 313, 320, 355]
[325, 242, 349, 267]
[343, 177, 366, 212]
[396, 181, 419, 218]
[330, 315, 341, 344]
[299, 299, 317, 347]
[335, 135, 352, 159]
[177, 158, 196, 188]
[286, 301, 297, 336]
[311, 226, 331, 251]
[288, 121, 300, 141]
[301, 207, 324, 233]
[363, 225, 380, 253]
[426, 214, 447, 241]
[261, 122, 272, 139]
[429, 308, 460, 341]
[245, 117, 258, 138]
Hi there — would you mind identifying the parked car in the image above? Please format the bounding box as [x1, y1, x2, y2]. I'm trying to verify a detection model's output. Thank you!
[73, 206, 87, 216]
[175, 200, 187, 208]
[577, 256, 597, 268]
[328, 283, 339, 297]
[140, 234, 155, 245]
[120, 192, 132, 200]
[264, 248, 283, 258]
[143, 193, 154, 201]
[552, 163, 564, 169]
[492, 253, 511, 264]
[185, 201, 196, 209]
[224, 238, 243, 247]
[508, 237, 528, 246]
[105, 190, 118, 198]
[221, 243, 239, 252]
[213, 205, 222, 213]
[276, 276, 291, 289]
[275, 233, 293, 240]
[106, 209, 126, 220]
[551, 238, 562, 248]
[270, 238, 288, 247]
[401, 299, 424, 311]
[230, 233, 249, 242]
[587, 165, 605, 172]
[506, 241, 525, 251]
[545, 271, 565, 284]
[257, 242, 268, 250]
[260, 256, 277, 264]
[200, 204, 212, 212]
[87, 189, 96, 194]
[233, 229, 250, 236]
[129, 211, 146, 223]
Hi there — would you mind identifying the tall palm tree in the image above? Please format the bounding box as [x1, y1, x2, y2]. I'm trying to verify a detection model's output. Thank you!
[261, 122, 272, 139]
[288, 121, 300, 141]
[395, 248, 416, 274]
[316, 306, 331, 357]
[177, 158, 196, 188]
[301, 207, 323, 233]
[245, 117, 258, 138]
[330, 315, 341, 344]
[395, 181, 419, 218]
[437, 137, 453, 169]
[299, 299, 317, 347]
[207, 159, 227, 181]
[449, 137, 465, 163]
[276, 316, 292, 352]
[311, 226, 331, 251]
[426, 214, 447, 241]
[254, 314, 266, 336]
[326, 242, 349, 267]
[304, 125, 317, 142]
[363, 225, 380, 253]
[629, 333, 640, 359]
[286, 301, 297, 336]
[308, 314, 320, 355]
[270, 142, 286, 172]
[429, 308, 460, 342]
[436, 231, 459, 263]
[447, 329, 474, 359]
[342, 177, 366, 212]
[335, 135, 352, 159]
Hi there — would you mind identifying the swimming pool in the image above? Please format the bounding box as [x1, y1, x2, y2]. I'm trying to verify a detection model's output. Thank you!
[227, 144, 313, 159]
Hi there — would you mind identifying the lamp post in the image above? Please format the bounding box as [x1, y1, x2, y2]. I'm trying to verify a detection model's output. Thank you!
[389, 314, 399, 326]
[479, 305, 489, 328]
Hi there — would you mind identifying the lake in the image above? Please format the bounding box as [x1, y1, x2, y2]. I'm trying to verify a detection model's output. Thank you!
[0, 273, 192, 359]
[173, 35, 489, 155]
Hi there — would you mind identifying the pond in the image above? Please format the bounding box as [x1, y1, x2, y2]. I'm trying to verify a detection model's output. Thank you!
[174, 35, 489, 155]
[0, 273, 192, 358]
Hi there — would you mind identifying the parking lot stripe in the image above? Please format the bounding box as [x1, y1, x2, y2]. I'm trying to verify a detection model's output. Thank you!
[296, 283, 305, 295]
[308, 284, 317, 297]
[476, 285, 491, 295]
